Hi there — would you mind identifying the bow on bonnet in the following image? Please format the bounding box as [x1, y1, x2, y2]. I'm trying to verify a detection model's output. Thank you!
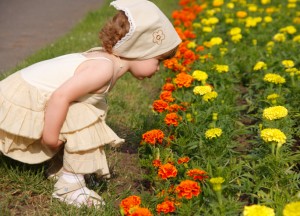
[111, 0, 182, 59]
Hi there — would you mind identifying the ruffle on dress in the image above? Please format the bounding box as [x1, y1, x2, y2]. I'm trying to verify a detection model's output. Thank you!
[0, 72, 124, 164]
[0, 72, 49, 139]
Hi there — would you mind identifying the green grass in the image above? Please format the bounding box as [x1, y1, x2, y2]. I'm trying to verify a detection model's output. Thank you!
[0, 0, 180, 214]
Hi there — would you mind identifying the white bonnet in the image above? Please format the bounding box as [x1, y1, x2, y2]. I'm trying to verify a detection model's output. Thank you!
[110, 0, 182, 59]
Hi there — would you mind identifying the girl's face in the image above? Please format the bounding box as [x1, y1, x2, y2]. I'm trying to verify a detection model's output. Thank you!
[129, 58, 161, 80]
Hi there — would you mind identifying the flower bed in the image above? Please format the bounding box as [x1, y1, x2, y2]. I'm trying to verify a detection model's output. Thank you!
[120, 0, 300, 215]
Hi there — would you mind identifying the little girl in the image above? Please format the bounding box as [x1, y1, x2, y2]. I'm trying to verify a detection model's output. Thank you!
[0, 0, 181, 208]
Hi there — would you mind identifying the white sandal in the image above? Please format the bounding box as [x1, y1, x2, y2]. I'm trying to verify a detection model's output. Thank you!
[52, 177, 105, 208]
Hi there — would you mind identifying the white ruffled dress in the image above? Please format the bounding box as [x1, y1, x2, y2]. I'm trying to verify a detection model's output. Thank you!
[0, 52, 124, 175]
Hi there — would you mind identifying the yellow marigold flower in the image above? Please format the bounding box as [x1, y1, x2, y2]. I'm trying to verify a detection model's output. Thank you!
[220, 47, 228, 55]
[263, 106, 288, 120]
[245, 17, 259, 28]
[294, 17, 300, 24]
[264, 16, 273, 23]
[205, 128, 222, 139]
[267, 93, 279, 100]
[243, 205, 275, 216]
[187, 41, 197, 49]
[266, 41, 275, 47]
[214, 64, 229, 73]
[261, 128, 287, 147]
[206, 9, 216, 16]
[255, 17, 262, 23]
[208, 17, 219, 25]
[192, 22, 201, 28]
[236, 11, 247, 18]
[293, 35, 300, 42]
[253, 61, 267, 70]
[282, 60, 295, 68]
[261, 0, 271, 4]
[283, 201, 300, 216]
[201, 18, 210, 26]
[263, 73, 286, 84]
[192, 70, 208, 82]
[193, 86, 212, 95]
[280, 26, 297, 35]
[209, 177, 225, 191]
[229, 27, 241, 36]
[225, 18, 234, 24]
[213, 0, 224, 7]
[210, 37, 223, 46]
[186, 113, 193, 122]
[231, 34, 242, 43]
[248, 4, 258, 12]
[287, 3, 296, 8]
[285, 68, 298, 74]
[273, 33, 286, 42]
[226, 2, 235, 9]
[203, 26, 213, 32]
[203, 91, 218, 101]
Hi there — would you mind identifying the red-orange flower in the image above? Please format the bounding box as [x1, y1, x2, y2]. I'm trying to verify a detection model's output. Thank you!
[156, 200, 176, 214]
[158, 163, 178, 179]
[174, 72, 193, 88]
[153, 100, 168, 113]
[162, 83, 176, 92]
[187, 169, 209, 181]
[182, 49, 198, 65]
[175, 180, 201, 199]
[164, 113, 181, 127]
[178, 156, 190, 164]
[196, 45, 205, 52]
[120, 195, 141, 215]
[130, 207, 153, 216]
[142, 129, 164, 145]
[163, 57, 185, 72]
[167, 104, 185, 112]
[160, 91, 175, 102]
[152, 159, 162, 167]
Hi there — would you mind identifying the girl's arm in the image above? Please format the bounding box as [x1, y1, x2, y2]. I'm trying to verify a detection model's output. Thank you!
[42, 59, 114, 148]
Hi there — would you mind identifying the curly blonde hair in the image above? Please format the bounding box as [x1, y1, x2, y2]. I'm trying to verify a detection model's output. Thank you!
[99, 11, 130, 54]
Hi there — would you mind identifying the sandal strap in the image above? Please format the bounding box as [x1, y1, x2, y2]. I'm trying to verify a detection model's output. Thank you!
[54, 178, 86, 195]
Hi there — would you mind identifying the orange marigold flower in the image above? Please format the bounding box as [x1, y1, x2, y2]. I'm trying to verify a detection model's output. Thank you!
[163, 58, 184, 72]
[183, 30, 196, 39]
[174, 72, 193, 88]
[130, 207, 153, 216]
[142, 129, 164, 145]
[160, 91, 175, 102]
[120, 195, 141, 215]
[162, 83, 176, 92]
[164, 112, 181, 127]
[196, 45, 205, 52]
[178, 156, 190, 164]
[182, 49, 198, 65]
[153, 100, 168, 113]
[175, 180, 201, 199]
[156, 200, 176, 214]
[236, 11, 247, 18]
[167, 104, 185, 112]
[187, 169, 209, 181]
[158, 163, 178, 180]
[152, 159, 162, 167]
